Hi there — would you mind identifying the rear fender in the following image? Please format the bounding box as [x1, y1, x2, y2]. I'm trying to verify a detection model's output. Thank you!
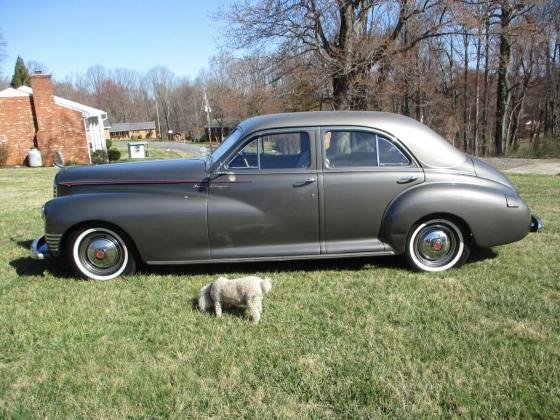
[382, 183, 531, 254]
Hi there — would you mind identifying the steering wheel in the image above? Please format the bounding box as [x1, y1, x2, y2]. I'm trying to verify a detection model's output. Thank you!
[238, 151, 250, 168]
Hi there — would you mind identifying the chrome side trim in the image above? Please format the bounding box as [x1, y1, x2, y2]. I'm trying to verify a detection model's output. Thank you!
[45, 233, 62, 253]
[146, 249, 396, 265]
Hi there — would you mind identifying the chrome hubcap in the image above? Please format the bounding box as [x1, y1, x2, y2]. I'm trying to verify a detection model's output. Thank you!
[78, 232, 125, 275]
[86, 237, 121, 269]
[414, 224, 458, 267]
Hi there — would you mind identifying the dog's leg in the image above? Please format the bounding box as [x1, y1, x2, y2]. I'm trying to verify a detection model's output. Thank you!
[214, 301, 222, 317]
[248, 296, 262, 324]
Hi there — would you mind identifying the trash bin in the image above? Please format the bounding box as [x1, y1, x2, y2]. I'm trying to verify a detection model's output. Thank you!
[28, 148, 43, 167]
[127, 141, 149, 159]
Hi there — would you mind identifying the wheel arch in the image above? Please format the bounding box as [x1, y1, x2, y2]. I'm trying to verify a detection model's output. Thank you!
[61, 220, 142, 264]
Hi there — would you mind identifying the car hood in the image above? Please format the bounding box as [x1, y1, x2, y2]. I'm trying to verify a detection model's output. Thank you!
[55, 158, 208, 187]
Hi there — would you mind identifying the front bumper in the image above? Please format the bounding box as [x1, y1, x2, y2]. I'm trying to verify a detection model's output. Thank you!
[31, 236, 50, 259]
[530, 215, 544, 233]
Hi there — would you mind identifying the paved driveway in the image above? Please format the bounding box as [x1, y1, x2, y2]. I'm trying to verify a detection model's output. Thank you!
[484, 158, 560, 175]
[149, 141, 208, 157]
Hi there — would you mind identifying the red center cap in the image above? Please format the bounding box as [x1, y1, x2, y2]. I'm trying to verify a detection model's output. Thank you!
[95, 249, 106, 259]
[433, 240, 442, 251]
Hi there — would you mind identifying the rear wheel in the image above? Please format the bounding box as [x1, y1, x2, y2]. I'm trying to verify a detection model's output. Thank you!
[406, 218, 469, 272]
[68, 226, 137, 280]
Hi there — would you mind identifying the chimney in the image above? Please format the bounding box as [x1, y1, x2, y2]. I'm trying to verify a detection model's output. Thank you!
[30, 73, 56, 150]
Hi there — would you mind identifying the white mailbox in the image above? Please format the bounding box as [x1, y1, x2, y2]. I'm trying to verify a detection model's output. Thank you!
[127, 141, 149, 159]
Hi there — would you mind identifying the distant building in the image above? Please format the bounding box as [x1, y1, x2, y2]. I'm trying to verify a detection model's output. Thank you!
[204, 117, 238, 142]
[109, 122, 157, 140]
[0, 74, 108, 166]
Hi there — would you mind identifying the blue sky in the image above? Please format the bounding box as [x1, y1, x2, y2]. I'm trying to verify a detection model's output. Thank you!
[0, 0, 228, 80]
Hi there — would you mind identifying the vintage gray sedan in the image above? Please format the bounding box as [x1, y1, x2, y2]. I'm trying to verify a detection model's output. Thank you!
[32, 111, 542, 280]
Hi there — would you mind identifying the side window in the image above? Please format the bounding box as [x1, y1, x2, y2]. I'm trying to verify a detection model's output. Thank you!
[228, 132, 310, 169]
[324, 130, 378, 168]
[229, 138, 259, 168]
[261, 132, 310, 169]
[377, 136, 411, 166]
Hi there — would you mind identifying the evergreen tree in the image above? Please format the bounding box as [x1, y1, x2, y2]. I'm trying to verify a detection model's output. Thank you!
[10, 56, 30, 88]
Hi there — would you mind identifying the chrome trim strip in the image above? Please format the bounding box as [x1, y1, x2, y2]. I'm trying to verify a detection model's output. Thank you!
[45, 233, 62, 252]
[146, 249, 396, 265]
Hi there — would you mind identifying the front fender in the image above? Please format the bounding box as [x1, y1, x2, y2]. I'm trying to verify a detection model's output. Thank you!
[44, 191, 209, 262]
[382, 183, 531, 254]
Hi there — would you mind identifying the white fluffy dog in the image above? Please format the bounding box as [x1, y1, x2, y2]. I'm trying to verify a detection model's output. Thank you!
[198, 276, 272, 324]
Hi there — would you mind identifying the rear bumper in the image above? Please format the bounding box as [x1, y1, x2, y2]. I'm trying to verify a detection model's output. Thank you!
[530, 215, 544, 233]
[31, 236, 50, 259]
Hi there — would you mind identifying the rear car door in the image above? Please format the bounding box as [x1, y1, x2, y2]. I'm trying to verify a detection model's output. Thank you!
[320, 127, 424, 254]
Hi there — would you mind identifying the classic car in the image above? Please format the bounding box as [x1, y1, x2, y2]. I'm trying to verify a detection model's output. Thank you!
[32, 111, 543, 280]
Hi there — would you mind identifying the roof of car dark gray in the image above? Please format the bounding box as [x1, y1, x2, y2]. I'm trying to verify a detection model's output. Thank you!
[238, 111, 466, 168]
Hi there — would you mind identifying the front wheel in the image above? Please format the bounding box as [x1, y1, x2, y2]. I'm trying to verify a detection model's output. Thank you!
[68, 227, 137, 280]
[405, 219, 469, 272]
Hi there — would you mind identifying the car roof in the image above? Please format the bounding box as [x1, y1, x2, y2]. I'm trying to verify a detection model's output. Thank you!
[237, 111, 466, 168]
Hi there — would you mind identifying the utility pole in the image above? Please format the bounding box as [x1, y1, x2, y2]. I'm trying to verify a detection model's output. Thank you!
[155, 93, 162, 141]
[203, 91, 213, 153]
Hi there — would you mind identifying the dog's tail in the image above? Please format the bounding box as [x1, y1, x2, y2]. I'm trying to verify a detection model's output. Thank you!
[198, 284, 213, 312]
[260, 278, 272, 294]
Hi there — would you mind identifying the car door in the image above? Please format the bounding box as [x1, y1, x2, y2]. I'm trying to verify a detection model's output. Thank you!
[208, 129, 320, 259]
[320, 127, 424, 254]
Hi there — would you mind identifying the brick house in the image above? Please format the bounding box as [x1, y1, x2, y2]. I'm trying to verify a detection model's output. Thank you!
[0, 74, 108, 166]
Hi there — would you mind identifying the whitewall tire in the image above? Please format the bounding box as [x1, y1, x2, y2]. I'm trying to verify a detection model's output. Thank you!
[69, 227, 136, 280]
[406, 219, 469, 272]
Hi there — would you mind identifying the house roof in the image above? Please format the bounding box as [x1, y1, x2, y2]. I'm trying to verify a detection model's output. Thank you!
[0, 87, 30, 97]
[0, 86, 107, 120]
[109, 121, 156, 133]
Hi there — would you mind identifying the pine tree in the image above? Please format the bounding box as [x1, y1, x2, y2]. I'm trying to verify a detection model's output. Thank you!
[10, 56, 30, 88]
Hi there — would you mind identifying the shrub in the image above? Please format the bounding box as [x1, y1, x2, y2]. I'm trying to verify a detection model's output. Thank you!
[106, 139, 112, 150]
[137, 134, 143, 140]
[145, 131, 153, 139]
[0, 144, 7, 166]
[64, 159, 78, 166]
[91, 150, 108, 164]
[107, 148, 121, 162]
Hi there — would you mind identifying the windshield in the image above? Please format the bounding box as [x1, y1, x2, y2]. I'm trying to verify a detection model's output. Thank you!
[208, 127, 243, 167]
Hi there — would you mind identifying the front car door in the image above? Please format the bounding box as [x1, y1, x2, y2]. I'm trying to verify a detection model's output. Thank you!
[208, 128, 320, 259]
[320, 127, 424, 254]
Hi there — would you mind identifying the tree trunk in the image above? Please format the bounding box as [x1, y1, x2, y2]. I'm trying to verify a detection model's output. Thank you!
[494, 0, 512, 156]
[481, 10, 491, 156]
[333, 74, 351, 110]
[462, 31, 470, 153]
[474, 34, 482, 156]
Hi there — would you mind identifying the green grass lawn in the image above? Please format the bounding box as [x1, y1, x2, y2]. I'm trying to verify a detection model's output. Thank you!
[1, 167, 559, 418]
[110, 141, 193, 162]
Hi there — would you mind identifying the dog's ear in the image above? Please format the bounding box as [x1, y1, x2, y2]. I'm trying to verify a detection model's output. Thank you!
[261, 279, 272, 294]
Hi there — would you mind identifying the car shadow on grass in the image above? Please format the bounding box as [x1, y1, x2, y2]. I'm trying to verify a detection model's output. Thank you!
[12, 238, 75, 278]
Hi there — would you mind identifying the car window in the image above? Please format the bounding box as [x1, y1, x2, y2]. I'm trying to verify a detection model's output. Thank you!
[229, 138, 259, 168]
[324, 130, 378, 168]
[377, 136, 411, 166]
[228, 132, 310, 169]
[324, 131, 412, 168]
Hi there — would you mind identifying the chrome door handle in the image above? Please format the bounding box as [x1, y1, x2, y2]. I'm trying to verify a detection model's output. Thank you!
[293, 178, 316, 187]
[397, 176, 417, 184]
